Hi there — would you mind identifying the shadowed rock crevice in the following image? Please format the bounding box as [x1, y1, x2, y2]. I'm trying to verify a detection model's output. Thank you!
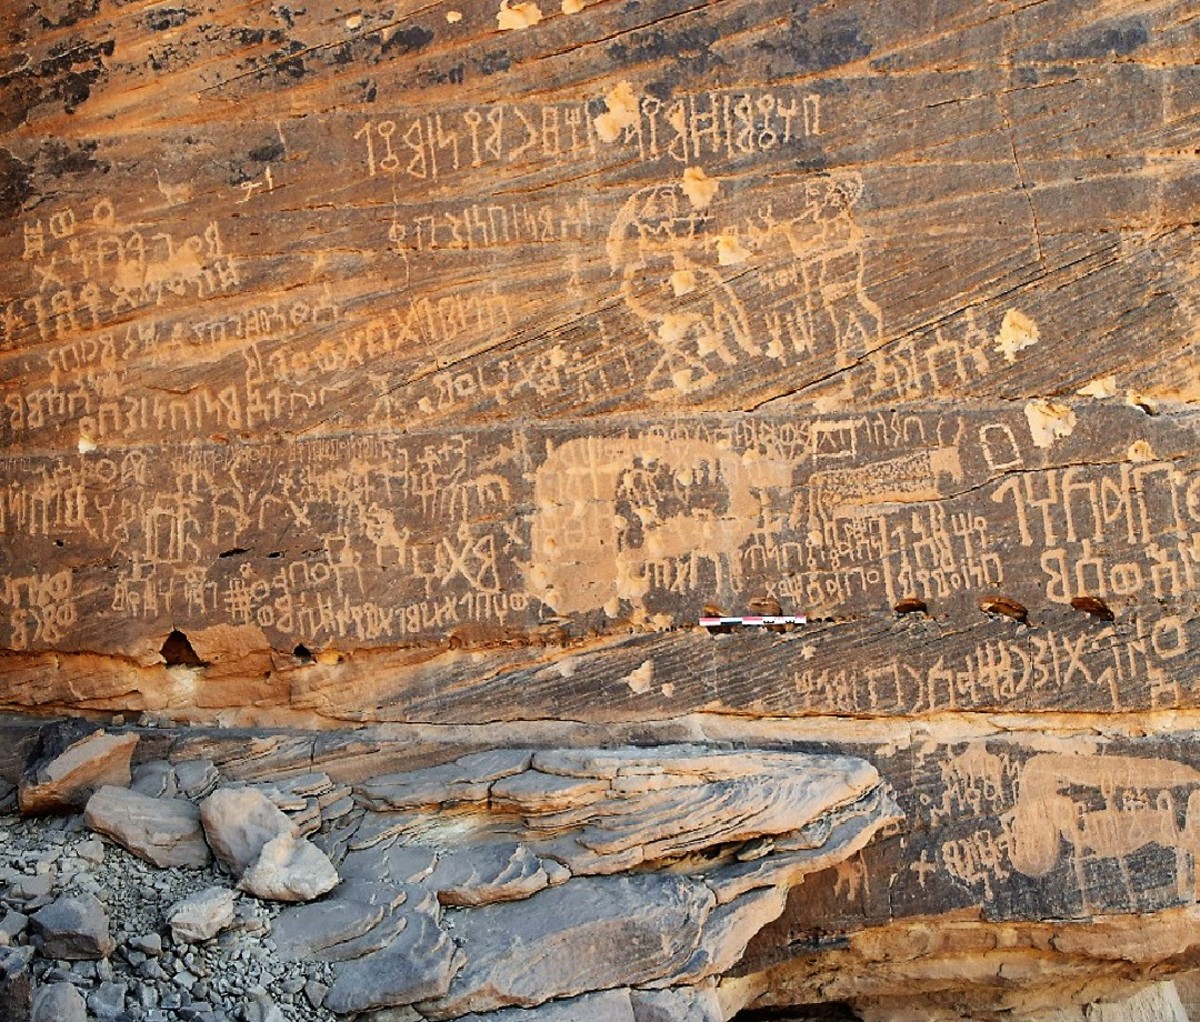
[160, 631, 206, 669]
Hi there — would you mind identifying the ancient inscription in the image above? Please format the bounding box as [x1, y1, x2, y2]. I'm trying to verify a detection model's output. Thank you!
[924, 742, 1200, 915]
[2, 406, 1197, 676]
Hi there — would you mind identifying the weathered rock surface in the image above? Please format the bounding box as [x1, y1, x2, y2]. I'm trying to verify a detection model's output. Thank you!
[167, 885, 236, 943]
[325, 887, 458, 1015]
[86, 980, 128, 1021]
[172, 759, 221, 801]
[272, 879, 405, 961]
[430, 842, 549, 907]
[18, 730, 138, 814]
[456, 989, 639, 1022]
[29, 894, 113, 960]
[325, 744, 896, 1016]
[630, 986, 722, 1022]
[427, 874, 715, 1018]
[1088, 983, 1191, 1022]
[83, 785, 210, 868]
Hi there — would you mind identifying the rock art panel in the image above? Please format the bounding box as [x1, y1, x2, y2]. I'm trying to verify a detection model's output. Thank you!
[0, 0, 1198, 1018]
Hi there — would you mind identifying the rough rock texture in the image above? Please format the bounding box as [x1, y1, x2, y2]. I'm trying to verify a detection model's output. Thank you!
[194, 742, 893, 1016]
[456, 990, 638, 1022]
[0, 945, 34, 1021]
[324, 887, 459, 1015]
[237, 832, 340, 902]
[1, 0, 1199, 1018]
[30, 980, 88, 1022]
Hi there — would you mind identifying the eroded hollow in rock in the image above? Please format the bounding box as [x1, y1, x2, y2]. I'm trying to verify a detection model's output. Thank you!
[160, 630, 205, 668]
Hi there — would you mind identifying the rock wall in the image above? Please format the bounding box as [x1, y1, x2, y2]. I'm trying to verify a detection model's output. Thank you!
[1, 0, 1199, 1017]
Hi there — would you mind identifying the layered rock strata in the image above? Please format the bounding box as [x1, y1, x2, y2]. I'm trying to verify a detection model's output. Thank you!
[3, 729, 901, 1019]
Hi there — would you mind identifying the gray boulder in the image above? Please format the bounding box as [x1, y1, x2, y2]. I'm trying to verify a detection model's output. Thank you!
[30, 894, 114, 960]
[31, 981, 87, 1022]
[200, 787, 296, 874]
[237, 833, 339, 902]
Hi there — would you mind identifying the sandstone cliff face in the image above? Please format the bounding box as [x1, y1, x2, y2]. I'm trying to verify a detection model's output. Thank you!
[1, 0, 1199, 1017]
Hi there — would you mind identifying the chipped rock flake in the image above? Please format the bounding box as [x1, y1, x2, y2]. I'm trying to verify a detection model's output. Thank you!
[1024, 399, 1076, 449]
[1128, 439, 1156, 463]
[625, 659, 654, 694]
[594, 81, 639, 143]
[994, 308, 1040, 362]
[497, 0, 542, 30]
[1126, 389, 1159, 414]
[670, 268, 697, 296]
[562, 0, 584, 11]
[1078, 375, 1117, 398]
[715, 235, 751, 265]
[681, 166, 718, 209]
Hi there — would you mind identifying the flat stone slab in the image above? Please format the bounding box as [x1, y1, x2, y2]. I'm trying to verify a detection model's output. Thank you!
[420, 875, 714, 1019]
[84, 786, 210, 869]
[272, 880, 408, 961]
[358, 750, 533, 812]
[430, 842, 549, 907]
[325, 887, 457, 1015]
